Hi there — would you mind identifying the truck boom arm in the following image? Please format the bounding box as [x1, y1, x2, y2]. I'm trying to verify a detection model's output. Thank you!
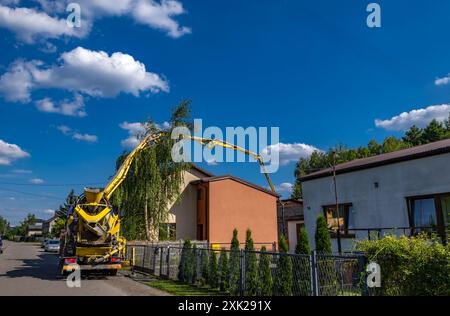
[102, 131, 277, 200]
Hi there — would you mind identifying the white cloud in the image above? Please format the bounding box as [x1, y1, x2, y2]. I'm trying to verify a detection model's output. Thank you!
[119, 121, 146, 148]
[262, 142, 320, 165]
[0, 4, 84, 43]
[12, 169, 32, 174]
[119, 120, 170, 148]
[131, 0, 191, 38]
[72, 133, 98, 143]
[29, 178, 44, 184]
[0, 60, 39, 102]
[0, 47, 168, 114]
[435, 74, 450, 86]
[275, 182, 293, 193]
[56, 125, 98, 143]
[375, 104, 450, 131]
[0, 139, 30, 165]
[0, 1, 190, 43]
[44, 209, 55, 215]
[206, 158, 218, 166]
[35, 94, 86, 117]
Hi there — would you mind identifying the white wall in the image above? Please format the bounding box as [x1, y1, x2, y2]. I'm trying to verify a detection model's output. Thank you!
[302, 153, 450, 252]
[168, 169, 207, 240]
[287, 220, 302, 253]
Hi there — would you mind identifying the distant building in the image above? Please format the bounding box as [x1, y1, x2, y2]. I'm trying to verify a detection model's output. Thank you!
[42, 216, 58, 237]
[277, 199, 304, 253]
[26, 219, 44, 237]
[300, 139, 450, 252]
[161, 164, 279, 249]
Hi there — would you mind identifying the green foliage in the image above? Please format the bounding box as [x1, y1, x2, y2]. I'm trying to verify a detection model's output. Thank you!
[422, 119, 448, 143]
[200, 249, 210, 287]
[208, 250, 219, 289]
[50, 218, 66, 238]
[402, 125, 423, 146]
[12, 213, 37, 237]
[111, 101, 192, 240]
[295, 227, 311, 254]
[292, 116, 450, 198]
[190, 244, 198, 284]
[218, 248, 230, 292]
[357, 234, 450, 296]
[55, 190, 76, 220]
[0, 216, 9, 237]
[228, 228, 241, 296]
[274, 235, 293, 296]
[244, 229, 259, 295]
[258, 246, 273, 296]
[292, 228, 314, 295]
[315, 215, 332, 254]
[178, 240, 193, 283]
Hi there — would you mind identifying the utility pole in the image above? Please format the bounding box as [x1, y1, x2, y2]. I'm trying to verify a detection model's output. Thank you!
[332, 151, 342, 254]
[280, 200, 287, 237]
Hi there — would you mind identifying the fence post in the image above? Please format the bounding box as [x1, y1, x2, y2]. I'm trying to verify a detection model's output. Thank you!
[239, 249, 245, 296]
[310, 250, 319, 296]
[142, 245, 146, 272]
[153, 247, 157, 273]
[358, 254, 369, 296]
[166, 246, 171, 278]
[131, 246, 135, 276]
[160, 247, 164, 277]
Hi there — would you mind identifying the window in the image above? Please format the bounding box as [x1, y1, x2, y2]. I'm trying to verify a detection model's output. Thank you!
[408, 193, 450, 239]
[323, 204, 354, 237]
[197, 224, 204, 240]
[296, 223, 304, 238]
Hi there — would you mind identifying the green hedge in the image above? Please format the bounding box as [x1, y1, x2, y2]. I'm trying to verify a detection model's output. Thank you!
[357, 234, 450, 296]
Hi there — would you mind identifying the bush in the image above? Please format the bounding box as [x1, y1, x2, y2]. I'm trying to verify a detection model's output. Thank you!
[200, 249, 209, 287]
[218, 248, 230, 292]
[274, 235, 293, 296]
[208, 250, 219, 288]
[178, 239, 193, 282]
[190, 244, 198, 284]
[258, 246, 273, 296]
[244, 229, 259, 295]
[295, 227, 310, 254]
[357, 234, 450, 296]
[315, 215, 332, 254]
[229, 228, 241, 296]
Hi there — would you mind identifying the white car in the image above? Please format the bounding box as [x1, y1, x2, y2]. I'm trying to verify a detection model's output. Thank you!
[44, 239, 60, 252]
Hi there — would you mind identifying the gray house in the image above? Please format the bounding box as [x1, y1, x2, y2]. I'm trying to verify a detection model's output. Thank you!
[300, 139, 450, 252]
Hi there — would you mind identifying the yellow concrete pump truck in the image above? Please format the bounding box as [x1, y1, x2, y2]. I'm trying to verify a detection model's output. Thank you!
[59, 131, 276, 275]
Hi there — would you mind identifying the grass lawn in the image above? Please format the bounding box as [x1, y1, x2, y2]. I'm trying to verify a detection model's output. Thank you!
[147, 279, 226, 296]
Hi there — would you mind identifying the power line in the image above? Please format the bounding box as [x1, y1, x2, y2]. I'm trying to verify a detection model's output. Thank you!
[0, 181, 104, 187]
[0, 187, 65, 201]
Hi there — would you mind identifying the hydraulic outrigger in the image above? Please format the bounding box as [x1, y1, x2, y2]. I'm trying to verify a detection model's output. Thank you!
[60, 131, 276, 275]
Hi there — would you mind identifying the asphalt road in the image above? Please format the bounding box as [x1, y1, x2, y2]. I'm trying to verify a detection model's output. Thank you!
[0, 241, 169, 296]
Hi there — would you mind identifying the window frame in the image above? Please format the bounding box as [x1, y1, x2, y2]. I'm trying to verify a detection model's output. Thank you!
[406, 192, 450, 240]
[322, 203, 355, 238]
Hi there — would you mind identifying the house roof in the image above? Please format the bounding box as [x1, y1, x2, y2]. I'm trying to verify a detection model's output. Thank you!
[190, 163, 214, 177]
[193, 175, 280, 197]
[279, 198, 303, 204]
[27, 225, 43, 230]
[300, 138, 450, 182]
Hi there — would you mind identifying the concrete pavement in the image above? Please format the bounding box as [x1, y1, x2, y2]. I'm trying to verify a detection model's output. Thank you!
[0, 241, 169, 296]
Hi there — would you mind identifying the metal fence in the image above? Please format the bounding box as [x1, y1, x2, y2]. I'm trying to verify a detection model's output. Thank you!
[126, 244, 366, 296]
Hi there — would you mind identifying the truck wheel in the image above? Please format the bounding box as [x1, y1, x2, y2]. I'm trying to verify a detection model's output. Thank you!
[108, 269, 118, 276]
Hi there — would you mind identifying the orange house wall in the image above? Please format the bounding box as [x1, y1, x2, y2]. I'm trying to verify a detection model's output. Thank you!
[207, 179, 278, 248]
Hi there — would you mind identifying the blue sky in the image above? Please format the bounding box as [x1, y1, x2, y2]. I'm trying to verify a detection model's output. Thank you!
[1, 0, 450, 225]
